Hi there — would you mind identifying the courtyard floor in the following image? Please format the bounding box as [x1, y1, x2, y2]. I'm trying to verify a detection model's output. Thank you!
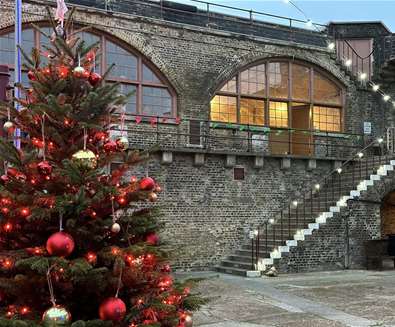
[179, 268, 395, 327]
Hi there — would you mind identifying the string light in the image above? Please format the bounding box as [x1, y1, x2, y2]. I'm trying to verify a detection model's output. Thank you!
[345, 59, 352, 67]
[86, 252, 97, 264]
[292, 200, 298, 207]
[359, 72, 367, 80]
[3, 222, 12, 232]
[337, 168, 342, 174]
[383, 95, 390, 102]
[269, 218, 275, 224]
[372, 84, 380, 92]
[377, 138, 384, 144]
[357, 152, 364, 158]
[315, 184, 320, 190]
[327, 42, 335, 50]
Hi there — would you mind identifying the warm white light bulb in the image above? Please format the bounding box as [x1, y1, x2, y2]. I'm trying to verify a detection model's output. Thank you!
[372, 84, 380, 92]
[328, 42, 335, 50]
[292, 200, 298, 207]
[269, 218, 275, 224]
[358, 152, 364, 158]
[377, 138, 384, 144]
[359, 73, 367, 80]
[315, 184, 320, 190]
[383, 95, 390, 102]
[345, 59, 352, 67]
[337, 168, 342, 174]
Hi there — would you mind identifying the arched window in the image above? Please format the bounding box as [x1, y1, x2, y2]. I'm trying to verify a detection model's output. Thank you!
[0, 26, 176, 117]
[211, 60, 344, 132]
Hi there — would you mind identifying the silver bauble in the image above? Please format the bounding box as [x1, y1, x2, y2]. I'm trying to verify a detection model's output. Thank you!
[42, 305, 71, 327]
[111, 222, 121, 233]
[3, 121, 14, 133]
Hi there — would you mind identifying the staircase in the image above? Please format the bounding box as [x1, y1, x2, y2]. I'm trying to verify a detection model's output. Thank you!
[216, 152, 395, 276]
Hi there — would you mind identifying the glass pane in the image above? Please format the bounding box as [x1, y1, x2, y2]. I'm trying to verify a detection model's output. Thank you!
[106, 41, 137, 80]
[0, 32, 14, 65]
[142, 87, 172, 116]
[269, 101, 288, 128]
[292, 64, 310, 101]
[142, 64, 161, 83]
[220, 77, 237, 93]
[313, 106, 341, 132]
[210, 95, 237, 123]
[268, 62, 288, 99]
[240, 98, 265, 126]
[118, 83, 137, 114]
[21, 29, 35, 65]
[240, 64, 265, 96]
[313, 72, 342, 105]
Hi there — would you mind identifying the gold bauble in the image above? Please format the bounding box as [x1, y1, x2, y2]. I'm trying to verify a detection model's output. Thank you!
[72, 149, 97, 169]
[42, 305, 71, 327]
[116, 136, 129, 151]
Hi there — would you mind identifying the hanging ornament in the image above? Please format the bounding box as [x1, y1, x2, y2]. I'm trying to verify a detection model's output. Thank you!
[99, 297, 126, 322]
[73, 66, 85, 78]
[0, 175, 9, 185]
[146, 233, 159, 245]
[111, 222, 121, 234]
[42, 305, 71, 327]
[180, 313, 193, 327]
[116, 136, 129, 151]
[27, 70, 36, 81]
[82, 69, 91, 79]
[3, 121, 15, 133]
[93, 131, 108, 143]
[148, 192, 158, 202]
[139, 177, 155, 191]
[104, 140, 117, 153]
[72, 149, 97, 169]
[37, 161, 52, 175]
[89, 72, 102, 86]
[154, 184, 162, 193]
[46, 231, 75, 257]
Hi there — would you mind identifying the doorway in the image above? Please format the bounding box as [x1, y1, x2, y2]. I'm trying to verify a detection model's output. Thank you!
[291, 102, 312, 156]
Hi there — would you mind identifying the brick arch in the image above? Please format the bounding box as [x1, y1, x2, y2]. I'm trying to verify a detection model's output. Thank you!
[209, 52, 349, 98]
[0, 18, 182, 96]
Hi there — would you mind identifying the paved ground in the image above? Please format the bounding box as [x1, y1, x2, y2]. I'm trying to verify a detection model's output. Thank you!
[178, 268, 395, 327]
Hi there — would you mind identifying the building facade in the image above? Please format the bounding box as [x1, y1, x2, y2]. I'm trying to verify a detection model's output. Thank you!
[1, 0, 395, 274]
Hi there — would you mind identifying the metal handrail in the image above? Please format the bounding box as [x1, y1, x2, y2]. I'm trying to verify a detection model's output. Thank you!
[252, 135, 388, 271]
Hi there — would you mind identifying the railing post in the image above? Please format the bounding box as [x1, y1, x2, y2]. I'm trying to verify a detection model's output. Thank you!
[265, 222, 268, 254]
[256, 227, 260, 267]
[207, 3, 210, 27]
[251, 236, 254, 270]
[280, 211, 283, 243]
[288, 204, 291, 239]
[160, 0, 163, 19]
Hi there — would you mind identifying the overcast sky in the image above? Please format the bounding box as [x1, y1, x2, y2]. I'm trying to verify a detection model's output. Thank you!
[174, 1, 395, 31]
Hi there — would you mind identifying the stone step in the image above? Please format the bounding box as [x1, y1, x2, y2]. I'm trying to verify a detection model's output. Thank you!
[221, 259, 255, 270]
[215, 265, 247, 276]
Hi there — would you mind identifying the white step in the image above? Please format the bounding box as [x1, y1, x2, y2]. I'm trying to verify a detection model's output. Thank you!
[390, 160, 395, 165]
[350, 190, 360, 197]
[262, 258, 273, 265]
[316, 216, 326, 224]
[370, 174, 380, 181]
[303, 228, 313, 236]
[323, 212, 334, 218]
[278, 245, 289, 253]
[270, 249, 281, 259]
[286, 240, 297, 247]
[384, 164, 393, 171]
[294, 233, 305, 241]
[330, 206, 340, 213]
[308, 223, 319, 230]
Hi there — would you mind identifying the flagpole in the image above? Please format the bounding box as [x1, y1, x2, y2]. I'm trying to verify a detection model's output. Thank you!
[14, 0, 22, 149]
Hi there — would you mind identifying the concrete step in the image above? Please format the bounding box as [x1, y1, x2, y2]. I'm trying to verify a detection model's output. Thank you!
[215, 265, 247, 276]
[221, 259, 255, 270]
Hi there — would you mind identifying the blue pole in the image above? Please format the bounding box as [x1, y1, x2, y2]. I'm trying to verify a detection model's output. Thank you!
[14, 0, 22, 149]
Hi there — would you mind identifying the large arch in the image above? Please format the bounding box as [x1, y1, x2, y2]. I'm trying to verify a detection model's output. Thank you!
[0, 22, 177, 117]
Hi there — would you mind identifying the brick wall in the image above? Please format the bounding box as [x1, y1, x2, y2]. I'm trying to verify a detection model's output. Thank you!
[0, 0, 393, 271]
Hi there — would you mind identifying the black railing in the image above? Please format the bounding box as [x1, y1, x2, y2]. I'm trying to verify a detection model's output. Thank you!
[112, 114, 369, 159]
[251, 136, 390, 271]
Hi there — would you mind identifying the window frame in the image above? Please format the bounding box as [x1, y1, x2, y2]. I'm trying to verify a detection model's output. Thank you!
[212, 58, 345, 132]
[0, 23, 177, 118]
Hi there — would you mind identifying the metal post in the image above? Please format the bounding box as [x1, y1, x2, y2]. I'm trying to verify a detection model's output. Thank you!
[251, 237, 254, 270]
[280, 211, 283, 242]
[14, 0, 22, 149]
[207, 3, 210, 27]
[288, 204, 291, 239]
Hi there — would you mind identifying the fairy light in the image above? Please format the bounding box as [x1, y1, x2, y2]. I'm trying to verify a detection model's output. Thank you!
[377, 137, 384, 144]
[1, 207, 10, 215]
[337, 168, 342, 174]
[383, 95, 390, 102]
[345, 59, 352, 67]
[3, 258, 13, 269]
[20, 306, 29, 315]
[327, 42, 335, 50]
[111, 247, 121, 256]
[357, 152, 364, 158]
[292, 200, 298, 207]
[4, 222, 12, 232]
[20, 207, 31, 218]
[269, 218, 275, 224]
[359, 72, 367, 80]
[315, 184, 320, 190]
[86, 252, 97, 263]
[372, 84, 380, 92]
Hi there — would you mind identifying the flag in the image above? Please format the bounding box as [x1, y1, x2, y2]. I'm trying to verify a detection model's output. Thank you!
[55, 0, 68, 23]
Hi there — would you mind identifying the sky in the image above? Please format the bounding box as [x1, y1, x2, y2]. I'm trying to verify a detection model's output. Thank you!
[174, 0, 395, 31]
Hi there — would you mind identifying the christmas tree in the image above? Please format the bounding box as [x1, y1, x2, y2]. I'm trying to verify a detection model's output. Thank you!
[0, 8, 203, 327]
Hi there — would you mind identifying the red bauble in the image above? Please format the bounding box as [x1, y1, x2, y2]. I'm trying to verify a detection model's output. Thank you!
[0, 175, 9, 185]
[139, 177, 155, 191]
[93, 131, 107, 142]
[37, 161, 52, 175]
[103, 140, 117, 153]
[46, 231, 75, 257]
[89, 72, 102, 86]
[99, 297, 126, 321]
[27, 70, 36, 81]
[146, 233, 159, 245]
[82, 69, 91, 79]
